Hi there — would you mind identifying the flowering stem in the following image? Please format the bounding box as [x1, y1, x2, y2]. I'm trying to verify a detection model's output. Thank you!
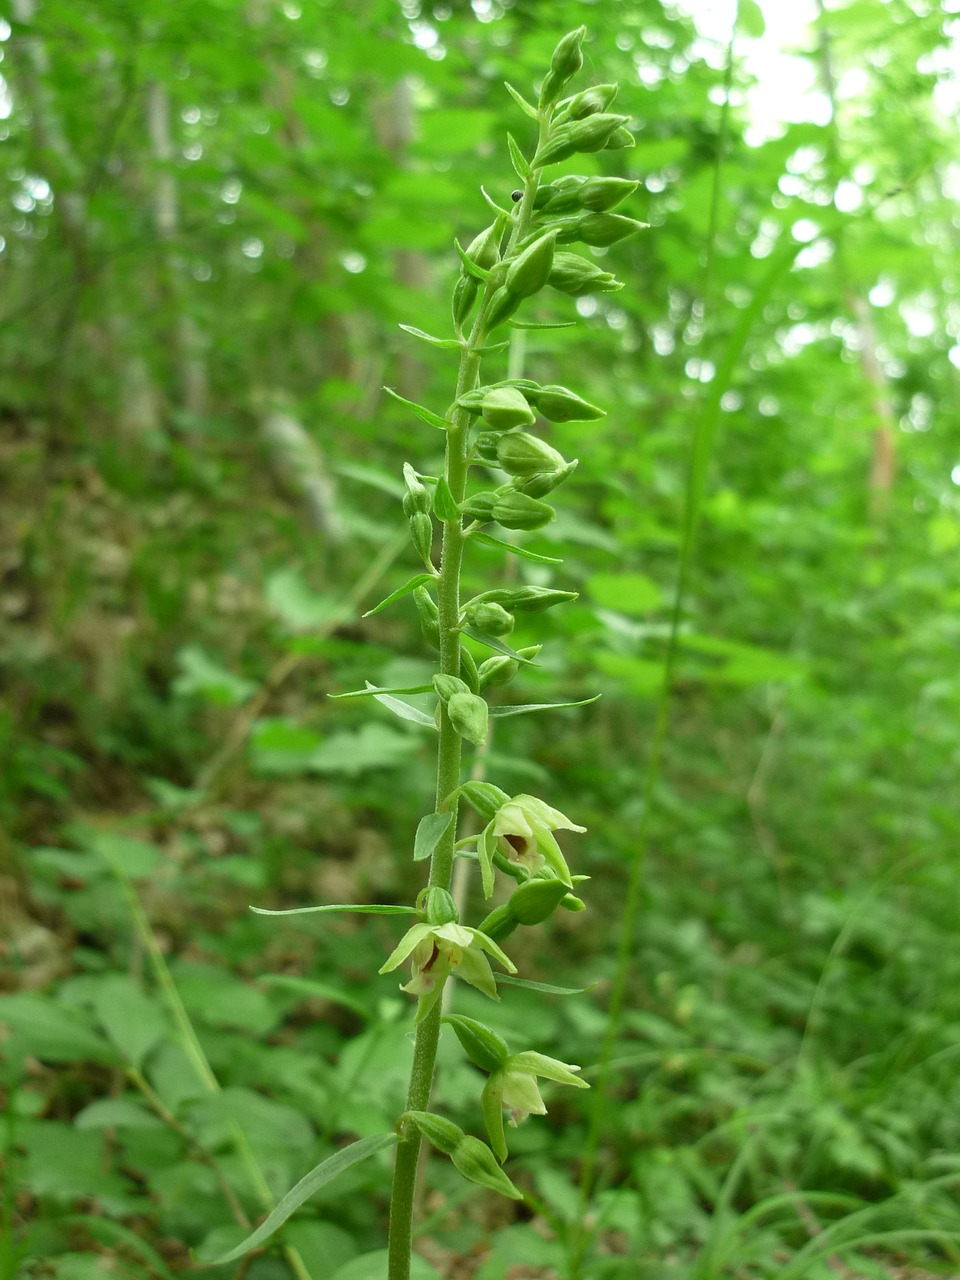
[386, 115, 549, 1280]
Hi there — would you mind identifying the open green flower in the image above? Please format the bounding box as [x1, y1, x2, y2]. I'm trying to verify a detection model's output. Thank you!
[481, 1051, 589, 1162]
[477, 794, 585, 898]
[379, 922, 516, 1022]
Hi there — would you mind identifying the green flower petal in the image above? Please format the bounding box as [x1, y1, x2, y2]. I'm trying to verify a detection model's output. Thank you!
[379, 923, 435, 974]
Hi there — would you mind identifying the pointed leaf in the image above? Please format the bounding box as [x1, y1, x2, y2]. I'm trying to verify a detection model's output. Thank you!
[507, 133, 532, 181]
[330, 684, 434, 700]
[461, 625, 540, 664]
[414, 811, 454, 862]
[480, 185, 512, 218]
[471, 531, 563, 565]
[506, 320, 577, 330]
[433, 477, 461, 521]
[453, 237, 493, 282]
[489, 695, 601, 719]
[363, 574, 435, 618]
[504, 81, 539, 121]
[495, 974, 595, 996]
[383, 387, 450, 431]
[251, 903, 418, 917]
[398, 324, 462, 350]
[204, 1133, 399, 1265]
[372, 688, 438, 728]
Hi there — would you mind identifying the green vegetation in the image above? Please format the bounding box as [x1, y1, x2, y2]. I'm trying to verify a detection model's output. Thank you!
[1, 2, 959, 1278]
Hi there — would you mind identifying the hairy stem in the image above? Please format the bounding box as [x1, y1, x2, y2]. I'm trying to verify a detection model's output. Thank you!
[386, 113, 548, 1280]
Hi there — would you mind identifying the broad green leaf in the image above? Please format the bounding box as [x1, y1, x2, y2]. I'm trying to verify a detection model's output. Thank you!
[383, 386, 449, 430]
[82, 831, 160, 879]
[398, 324, 462, 350]
[594, 652, 663, 697]
[259, 975, 371, 1020]
[74, 1098, 164, 1131]
[587, 572, 662, 616]
[471, 531, 563, 565]
[251, 902, 417, 917]
[203, 1133, 399, 1265]
[266, 567, 337, 631]
[489, 695, 601, 719]
[172, 645, 256, 707]
[62, 1216, 177, 1280]
[363, 573, 435, 617]
[92, 975, 167, 1067]
[310, 724, 420, 772]
[0, 994, 116, 1065]
[414, 811, 454, 861]
[330, 1251, 443, 1280]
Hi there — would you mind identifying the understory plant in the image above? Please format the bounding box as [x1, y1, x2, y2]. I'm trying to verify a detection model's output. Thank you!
[212, 27, 642, 1280]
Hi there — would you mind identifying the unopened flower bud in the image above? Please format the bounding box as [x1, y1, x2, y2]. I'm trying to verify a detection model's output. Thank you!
[433, 673, 470, 702]
[465, 600, 515, 637]
[473, 431, 501, 464]
[484, 285, 522, 330]
[401, 463, 431, 517]
[530, 384, 605, 422]
[421, 886, 459, 926]
[409, 511, 434, 567]
[459, 386, 536, 431]
[450, 1134, 523, 1197]
[534, 114, 629, 167]
[414, 586, 440, 650]
[571, 212, 649, 247]
[564, 83, 619, 119]
[538, 27, 586, 108]
[459, 492, 497, 522]
[516, 460, 579, 498]
[459, 781, 511, 822]
[491, 492, 555, 531]
[406, 1110, 462, 1155]
[465, 220, 504, 272]
[578, 176, 640, 212]
[479, 586, 577, 613]
[444, 1014, 510, 1073]
[447, 691, 489, 745]
[534, 175, 588, 214]
[475, 903, 516, 943]
[496, 432, 566, 477]
[477, 655, 520, 691]
[548, 252, 622, 297]
[508, 877, 571, 924]
[452, 274, 479, 328]
[604, 126, 636, 150]
[504, 229, 558, 299]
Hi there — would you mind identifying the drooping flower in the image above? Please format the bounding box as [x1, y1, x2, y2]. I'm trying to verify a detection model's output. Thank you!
[379, 921, 516, 1023]
[480, 1050, 589, 1162]
[477, 794, 585, 898]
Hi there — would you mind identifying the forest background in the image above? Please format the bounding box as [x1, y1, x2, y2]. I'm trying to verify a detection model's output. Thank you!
[2, 0, 960, 1277]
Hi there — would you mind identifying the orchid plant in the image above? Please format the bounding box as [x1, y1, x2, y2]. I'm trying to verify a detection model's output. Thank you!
[211, 27, 641, 1280]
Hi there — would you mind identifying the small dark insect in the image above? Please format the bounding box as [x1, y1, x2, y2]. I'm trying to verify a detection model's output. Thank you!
[511, 189, 523, 202]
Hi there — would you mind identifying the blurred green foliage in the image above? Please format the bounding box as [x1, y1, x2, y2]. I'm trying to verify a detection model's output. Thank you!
[1, 0, 959, 1276]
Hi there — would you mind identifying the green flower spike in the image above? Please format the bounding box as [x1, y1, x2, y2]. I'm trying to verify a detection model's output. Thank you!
[379, 921, 516, 1022]
[481, 1051, 589, 1162]
[477, 794, 586, 898]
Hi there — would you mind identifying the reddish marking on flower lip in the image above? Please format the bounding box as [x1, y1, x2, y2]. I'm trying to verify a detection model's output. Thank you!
[422, 943, 441, 972]
[505, 833, 528, 854]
